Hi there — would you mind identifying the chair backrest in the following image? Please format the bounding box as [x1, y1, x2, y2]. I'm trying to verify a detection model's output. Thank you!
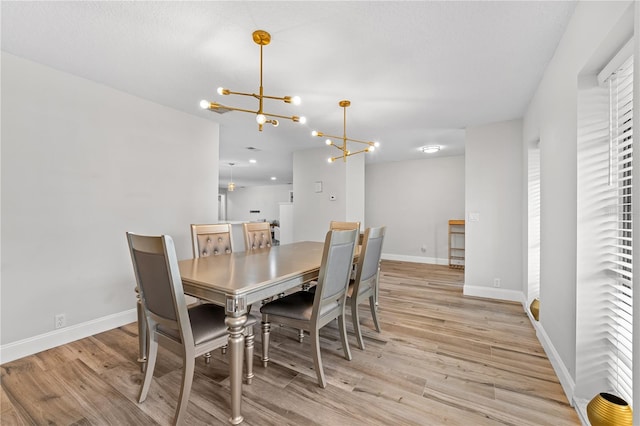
[313, 229, 358, 320]
[329, 221, 361, 245]
[127, 232, 193, 346]
[329, 221, 361, 233]
[243, 222, 273, 250]
[353, 226, 386, 293]
[190, 224, 233, 258]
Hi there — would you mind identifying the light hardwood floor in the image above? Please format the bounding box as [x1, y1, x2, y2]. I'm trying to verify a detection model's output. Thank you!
[1, 261, 580, 425]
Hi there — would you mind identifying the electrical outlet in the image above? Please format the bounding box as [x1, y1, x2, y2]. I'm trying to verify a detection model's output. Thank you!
[55, 313, 66, 329]
[493, 278, 501, 288]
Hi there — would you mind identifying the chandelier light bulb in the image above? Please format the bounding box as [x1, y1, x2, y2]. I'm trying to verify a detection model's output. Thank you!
[272, 119, 279, 127]
[374, 141, 380, 148]
[199, 100, 210, 109]
[367, 145, 375, 152]
[328, 157, 334, 163]
[312, 130, 319, 137]
[299, 116, 307, 124]
[292, 96, 301, 106]
[256, 114, 267, 125]
[217, 87, 230, 96]
[325, 139, 332, 146]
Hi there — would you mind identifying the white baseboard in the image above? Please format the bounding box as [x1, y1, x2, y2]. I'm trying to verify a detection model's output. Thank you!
[462, 284, 525, 303]
[532, 319, 577, 411]
[0, 308, 137, 364]
[381, 253, 449, 265]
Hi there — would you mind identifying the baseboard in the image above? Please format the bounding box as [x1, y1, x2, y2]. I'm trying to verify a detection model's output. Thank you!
[532, 319, 577, 410]
[0, 308, 137, 364]
[462, 284, 525, 303]
[381, 253, 449, 265]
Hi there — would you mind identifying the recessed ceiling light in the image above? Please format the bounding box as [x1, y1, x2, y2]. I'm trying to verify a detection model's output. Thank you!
[249, 159, 257, 164]
[270, 176, 277, 181]
[420, 145, 441, 154]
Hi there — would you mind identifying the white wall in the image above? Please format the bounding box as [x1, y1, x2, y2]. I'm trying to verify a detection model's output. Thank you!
[1, 53, 219, 359]
[293, 147, 349, 242]
[225, 184, 292, 222]
[345, 153, 365, 226]
[464, 120, 523, 301]
[521, 0, 633, 408]
[365, 156, 465, 264]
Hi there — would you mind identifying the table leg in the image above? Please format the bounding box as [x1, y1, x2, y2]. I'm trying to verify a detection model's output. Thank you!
[225, 314, 247, 425]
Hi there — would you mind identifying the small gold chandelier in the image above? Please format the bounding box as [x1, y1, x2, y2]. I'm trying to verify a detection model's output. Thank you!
[227, 162, 235, 192]
[311, 100, 379, 163]
[200, 30, 306, 131]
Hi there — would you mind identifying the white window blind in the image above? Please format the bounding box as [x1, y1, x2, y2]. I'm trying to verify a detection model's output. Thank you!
[605, 53, 633, 406]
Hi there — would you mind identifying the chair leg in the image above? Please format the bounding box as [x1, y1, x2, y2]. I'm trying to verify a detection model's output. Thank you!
[244, 327, 255, 384]
[351, 298, 365, 350]
[374, 267, 381, 306]
[138, 333, 158, 403]
[369, 295, 381, 333]
[174, 356, 195, 426]
[310, 326, 326, 388]
[221, 344, 227, 355]
[137, 299, 147, 373]
[297, 329, 305, 343]
[338, 313, 352, 362]
[204, 352, 212, 364]
[261, 320, 271, 367]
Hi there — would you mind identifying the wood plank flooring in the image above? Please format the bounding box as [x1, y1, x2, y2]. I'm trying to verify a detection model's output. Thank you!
[1, 261, 580, 425]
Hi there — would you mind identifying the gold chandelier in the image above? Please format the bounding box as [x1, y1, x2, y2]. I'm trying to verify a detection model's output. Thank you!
[311, 100, 379, 163]
[200, 30, 306, 131]
[227, 162, 235, 192]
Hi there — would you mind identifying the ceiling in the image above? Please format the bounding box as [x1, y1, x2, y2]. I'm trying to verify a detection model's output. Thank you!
[1, 1, 576, 188]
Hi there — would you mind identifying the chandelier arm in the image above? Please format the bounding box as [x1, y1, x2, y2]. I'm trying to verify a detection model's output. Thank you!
[314, 132, 342, 140]
[224, 90, 260, 98]
[343, 137, 376, 145]
[212, 104, 259, 115]
[260, 94, 294, 102]
[261, 112, 300, 120]
[346, 147, 371, 157]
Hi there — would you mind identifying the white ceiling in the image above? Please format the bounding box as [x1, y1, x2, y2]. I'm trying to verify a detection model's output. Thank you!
[1, 1, 576, 188]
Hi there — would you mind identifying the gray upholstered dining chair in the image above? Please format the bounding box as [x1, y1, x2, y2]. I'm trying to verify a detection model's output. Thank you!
[348, 226, 386, 350]
[190, 223, 233, 258]
[243, 222, 273, 250]
[127, 232, 256, 425]
[190, 223, 235, 358]
[260, 229, 358, 388]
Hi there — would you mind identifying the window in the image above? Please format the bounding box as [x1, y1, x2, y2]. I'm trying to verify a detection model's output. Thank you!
[576, 42, 633, 414]
[605, 53, 633, 405]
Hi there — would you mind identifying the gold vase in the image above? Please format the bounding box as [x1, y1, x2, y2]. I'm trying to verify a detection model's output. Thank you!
[587, 393, 633, 426]
[529, 298, 540, 321]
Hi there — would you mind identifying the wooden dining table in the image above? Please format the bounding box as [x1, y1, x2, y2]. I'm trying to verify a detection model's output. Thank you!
[178, 241, 326, 425]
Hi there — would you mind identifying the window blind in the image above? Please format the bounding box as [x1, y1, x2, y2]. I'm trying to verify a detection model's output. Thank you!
[605, 53, 633, 406]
